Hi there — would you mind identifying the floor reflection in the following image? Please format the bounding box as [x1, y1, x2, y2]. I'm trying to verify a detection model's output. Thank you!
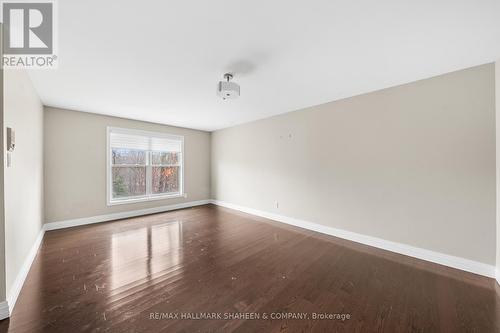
[110, 221, 183, 291]
[6, 206, 500, 332]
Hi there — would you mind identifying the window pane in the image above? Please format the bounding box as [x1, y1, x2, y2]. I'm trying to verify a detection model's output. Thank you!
[151, 151, 180, 165]
[112, 149, 146, 165]
[152, 166, 179, 194]
[112, 167, 146, 198]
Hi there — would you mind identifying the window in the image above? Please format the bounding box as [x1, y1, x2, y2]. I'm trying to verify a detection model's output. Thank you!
[107, 127, 184, 205]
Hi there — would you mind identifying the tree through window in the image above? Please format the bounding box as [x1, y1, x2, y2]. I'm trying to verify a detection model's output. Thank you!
[107, 128, 183, 204]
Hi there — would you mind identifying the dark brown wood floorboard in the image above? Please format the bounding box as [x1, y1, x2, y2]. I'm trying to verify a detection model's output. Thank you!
[0, 204, 498, 332]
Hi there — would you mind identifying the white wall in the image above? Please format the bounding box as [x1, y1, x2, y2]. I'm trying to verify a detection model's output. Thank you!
[3, 69, 44, 301]
[212, 63, 496, 266]
[44, 107, 211, 223]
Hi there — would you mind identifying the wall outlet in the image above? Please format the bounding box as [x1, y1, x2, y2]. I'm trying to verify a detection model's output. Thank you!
[274, 201, 279, 209]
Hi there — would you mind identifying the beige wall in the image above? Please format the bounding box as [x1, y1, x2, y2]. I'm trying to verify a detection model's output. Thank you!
[44, 107, 211, 223]
[0, 36, 5, 302]
[212, 63, 496, 265]
[496, 61, 500, 280]
[4, 69, 44, 298]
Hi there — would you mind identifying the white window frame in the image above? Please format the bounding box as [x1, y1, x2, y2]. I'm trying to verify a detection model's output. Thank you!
[106, 127, 185, 206]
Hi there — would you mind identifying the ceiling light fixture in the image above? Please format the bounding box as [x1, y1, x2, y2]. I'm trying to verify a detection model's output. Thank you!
[217, 73, 240, 100]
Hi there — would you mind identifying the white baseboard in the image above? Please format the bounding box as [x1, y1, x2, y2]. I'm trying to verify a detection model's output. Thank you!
[0, 301, 9, 320]
[3, 200, 212, 318]
[44, 199, 211, 231]
[6, 226, 46, 317]
[210, 200, 497, 279]
[2, 198, 496, 322]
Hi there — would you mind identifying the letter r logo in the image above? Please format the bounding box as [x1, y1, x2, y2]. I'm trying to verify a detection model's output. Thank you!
[3, 2, 53, 54]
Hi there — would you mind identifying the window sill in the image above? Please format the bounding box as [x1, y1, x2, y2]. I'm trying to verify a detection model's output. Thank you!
[107, 193, 186, 206]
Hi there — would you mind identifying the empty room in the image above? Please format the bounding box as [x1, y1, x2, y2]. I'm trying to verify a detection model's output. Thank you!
[0, 0, 500, 332]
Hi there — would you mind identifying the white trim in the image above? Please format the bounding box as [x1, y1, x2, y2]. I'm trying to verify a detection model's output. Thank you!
[106, 125, 111, 204]
[2, 200, 496, 322]
[3, 200, 209, 319]
[0, 301, 9, 320]
[107, 193, 184, 206]
[210, 200, 496, 278]
[44, 199, 211, 231]
[7, 227, 46, 316]
[106, 126, 185, 206]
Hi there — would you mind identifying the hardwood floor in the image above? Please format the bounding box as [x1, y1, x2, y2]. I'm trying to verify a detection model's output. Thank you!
[1, 204, 499, 332]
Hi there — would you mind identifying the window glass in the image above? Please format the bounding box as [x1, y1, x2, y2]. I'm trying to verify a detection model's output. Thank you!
[108, 128, 183, 203]
[152, 166, 180, 194]
[151, 151, 180, 165]
[112, 149, 147, 165]
[112, 166, 147, 198]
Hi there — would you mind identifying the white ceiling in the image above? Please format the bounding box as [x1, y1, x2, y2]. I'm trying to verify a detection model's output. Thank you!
[28, 0, 500, 131]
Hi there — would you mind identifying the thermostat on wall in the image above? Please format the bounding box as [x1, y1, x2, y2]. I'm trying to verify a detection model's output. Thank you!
[7, 127, 15, 152]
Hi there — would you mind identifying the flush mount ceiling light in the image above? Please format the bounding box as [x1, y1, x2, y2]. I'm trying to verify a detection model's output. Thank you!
[217, 73, 240, 100]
